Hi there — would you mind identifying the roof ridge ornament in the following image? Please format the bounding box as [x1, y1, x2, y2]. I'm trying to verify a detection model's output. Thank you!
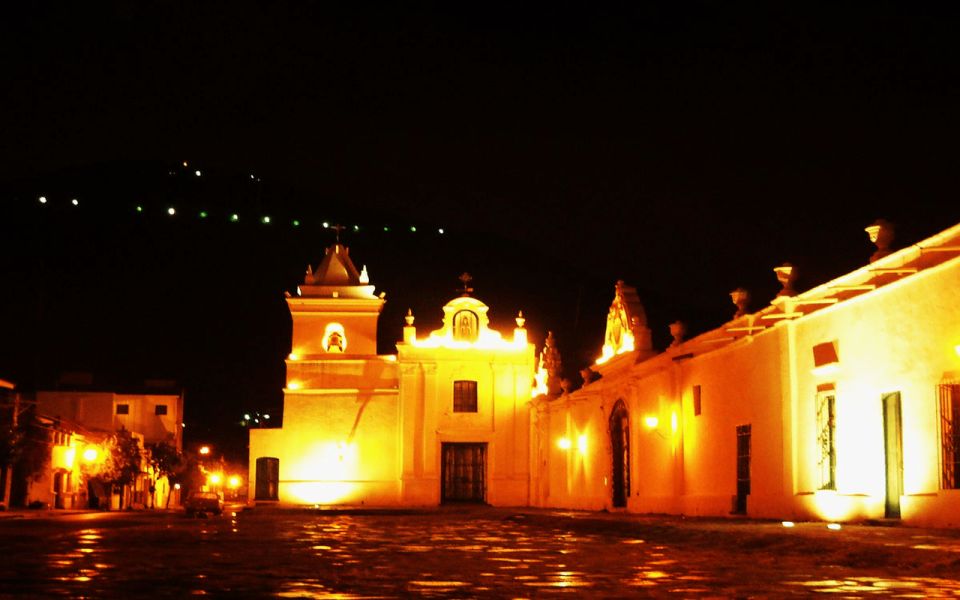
[329, 223, 346, 243]
[458, 272, 474, 296]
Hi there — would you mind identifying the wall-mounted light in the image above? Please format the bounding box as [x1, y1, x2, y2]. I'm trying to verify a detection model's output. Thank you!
[557, 437, 572, 450]
[955, 344, 960, 359]
[644, 416, 659, 429]
[577, 434, 588, 454]
[82, 447, 99, 462]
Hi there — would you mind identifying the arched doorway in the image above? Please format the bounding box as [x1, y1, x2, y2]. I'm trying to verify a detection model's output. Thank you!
[609, 400, 630, 508]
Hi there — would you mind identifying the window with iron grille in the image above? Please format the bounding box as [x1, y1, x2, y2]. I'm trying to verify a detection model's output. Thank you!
[939, 383, 960, 489]
[817, 393, 836, 490]
[453, 380, 478, 413]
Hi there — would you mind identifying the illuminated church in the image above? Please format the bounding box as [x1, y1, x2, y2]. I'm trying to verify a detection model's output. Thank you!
[251, 219, 960, 527]
[248, 242, 535, 506]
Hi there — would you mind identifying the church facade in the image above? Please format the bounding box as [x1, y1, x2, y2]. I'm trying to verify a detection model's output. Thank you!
[250, 220, 960, 527]
[248, 243, 535, 506]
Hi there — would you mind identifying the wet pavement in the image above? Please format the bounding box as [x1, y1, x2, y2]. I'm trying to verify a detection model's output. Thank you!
[1, 505, 960, 597]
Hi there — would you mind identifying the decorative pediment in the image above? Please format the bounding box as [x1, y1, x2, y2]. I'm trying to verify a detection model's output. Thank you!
[597, 280, 653, 364]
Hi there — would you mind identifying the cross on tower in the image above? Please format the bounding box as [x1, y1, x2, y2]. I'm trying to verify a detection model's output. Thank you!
[458, 272, 474, 296]
[329, 224, 346, 242]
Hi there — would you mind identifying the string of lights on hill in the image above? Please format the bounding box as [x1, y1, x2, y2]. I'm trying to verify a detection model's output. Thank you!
[24, 160, 448, 237]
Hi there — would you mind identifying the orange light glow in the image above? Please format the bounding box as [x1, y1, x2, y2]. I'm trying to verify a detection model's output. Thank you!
[288, 352, 299, 360]
[228, 475, 241, 489]
[644, 416, 659, 429]
[82, 447, 98, 462]
[557, 437, 572, 450]
[287, 381, 302, 390]
[781, 521, 795, 528]
[208, 473, 222, 485]
[576, 434, 588, 454]
[955, 344, 960, 358]
[199, 446, 211, 456]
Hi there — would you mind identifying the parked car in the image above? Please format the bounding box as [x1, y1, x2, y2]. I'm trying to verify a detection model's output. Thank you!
[184, 491, 223, 516]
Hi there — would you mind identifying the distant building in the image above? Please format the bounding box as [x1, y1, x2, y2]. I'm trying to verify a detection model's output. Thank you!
[249, 242, 535, 505]
[533, 219, 960, 528]
[34, 385, 184, 509]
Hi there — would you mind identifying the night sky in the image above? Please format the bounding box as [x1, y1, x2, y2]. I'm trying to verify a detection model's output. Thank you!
[3, 3, 960, 459]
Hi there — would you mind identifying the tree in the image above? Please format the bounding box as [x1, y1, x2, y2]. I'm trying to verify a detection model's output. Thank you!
[146, 441, 184, 509]
[90, 428, 143, 509]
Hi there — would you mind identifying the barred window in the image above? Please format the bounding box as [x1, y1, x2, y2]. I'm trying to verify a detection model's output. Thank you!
[116, 404, 129, 415]
[155, 404, 168, 416]
[939, 383, 960, 489]
[817, 393, 836, 490]
[453, 380, 478, 413]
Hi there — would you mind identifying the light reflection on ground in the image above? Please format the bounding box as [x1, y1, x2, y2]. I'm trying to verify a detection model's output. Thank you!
[3, 508, 960, 597]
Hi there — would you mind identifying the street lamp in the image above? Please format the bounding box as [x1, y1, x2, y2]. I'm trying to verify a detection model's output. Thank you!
[199, 445, 211, 456]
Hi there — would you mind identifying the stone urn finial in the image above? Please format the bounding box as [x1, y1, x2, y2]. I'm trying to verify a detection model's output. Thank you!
[515, 310, 525, 328]
[669, 320, 687, 347]
[774, 263, 797, 297]
[730, 287, 750, 318]
[404, 309, 415, 326]
[865, 219, 895, 263]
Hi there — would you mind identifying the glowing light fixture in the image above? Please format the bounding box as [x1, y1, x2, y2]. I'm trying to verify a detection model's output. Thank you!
[167, 207, 176, 216]
[410, 226, 417, 232]
[244, 413, 251, 420]
[174, 483, 181, 490]
[557, 437, 572, 450]
[383, 226, 390, 232]
[288, 353, 299, 360]
[39, 196, 47, 204]
[353, 224, 359, 231]
[199, 211, 208, 218]
[955, 344, 960, 359]
[292, 220, 300, 227]
[644, 416, 659, 429]
[670, 411, 678, 433]
[323, 221, 330, 228]
[228, 475, 241, 489]
[263, 414, 270, 420]
[262, 216, 271, 224]
[827, 523, 842, 531]
[71, 199, 79, 206]
[135, 206, 143, 213]
[577, 434, 588, 454]
[199, 445, 211, 456]
[230, 213, 239, 222]
[82, 447, 98, 462]
[287, 381, 302, 390]
[438, 228, 444, 234]
[194, 170, 201, 177]
[208, 472, 222, 485]
[781, 521, 795, 528]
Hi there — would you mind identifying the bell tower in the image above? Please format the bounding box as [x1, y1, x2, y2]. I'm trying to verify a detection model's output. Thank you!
[287, 239, 385, 359]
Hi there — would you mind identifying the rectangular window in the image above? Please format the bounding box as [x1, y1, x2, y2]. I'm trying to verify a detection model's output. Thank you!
[693, 385, 702, 416]
[817, 393, 836, 490]
[939, 383, 960, 489]
[155, 404, 168, 416]
[116, 404, 129, 415]
[453, 380, 478, 413]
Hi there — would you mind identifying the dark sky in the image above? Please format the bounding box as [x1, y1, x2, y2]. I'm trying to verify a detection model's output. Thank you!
[3, 3, 960, 459]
